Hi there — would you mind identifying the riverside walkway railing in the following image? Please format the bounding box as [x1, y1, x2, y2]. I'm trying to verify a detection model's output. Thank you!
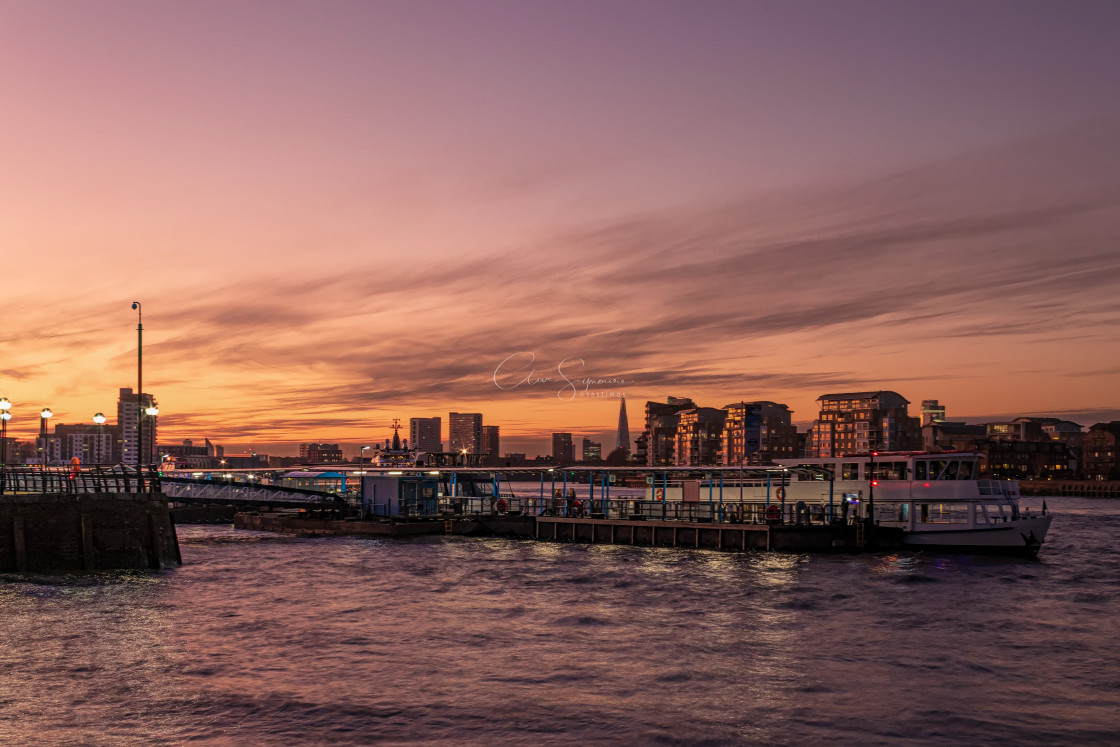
[0, 465, 162, 496]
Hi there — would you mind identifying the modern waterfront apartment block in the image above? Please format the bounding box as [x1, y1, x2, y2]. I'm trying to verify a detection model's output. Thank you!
[481, 425, 500, 456]
[117, 388, 157, 466]
[721, 401, 799, 466]
[410, 417, 443, 453]
[806, 391, 920, 457]
[449, 412, 483, 454]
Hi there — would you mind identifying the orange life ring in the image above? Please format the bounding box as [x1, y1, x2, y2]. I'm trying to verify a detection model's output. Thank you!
[775, 487, 785, 500]
[496, 498, 508, 512]
[765, 504, 780, 521]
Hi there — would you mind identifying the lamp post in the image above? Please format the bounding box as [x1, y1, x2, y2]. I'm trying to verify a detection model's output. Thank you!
[93, 412, 106, 465]
[39, 407, 53, 465]
[131, 302, 143, 492]
[145, 405, 159, 469]
[0, 397, 10, 494]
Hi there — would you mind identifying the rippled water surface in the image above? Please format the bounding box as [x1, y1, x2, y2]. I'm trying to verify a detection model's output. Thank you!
[2, 496, 1118, 745]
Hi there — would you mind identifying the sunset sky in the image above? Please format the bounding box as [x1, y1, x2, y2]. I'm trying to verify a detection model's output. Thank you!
[2, 1, 1119, 457]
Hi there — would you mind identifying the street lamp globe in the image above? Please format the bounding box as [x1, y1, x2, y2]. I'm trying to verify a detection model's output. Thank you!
[41, 408, 52, 419]
[145, 405, 159, 417]
[0, 398, 10, 411]
[0, 412, 9, 422]
[93, 412, 107, 425]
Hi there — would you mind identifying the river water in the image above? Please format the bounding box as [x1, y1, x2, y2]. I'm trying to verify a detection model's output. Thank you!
[1, 496, 1117, 745]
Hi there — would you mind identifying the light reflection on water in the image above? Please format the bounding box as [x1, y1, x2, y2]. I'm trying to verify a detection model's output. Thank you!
[0, 496, 1116, 745]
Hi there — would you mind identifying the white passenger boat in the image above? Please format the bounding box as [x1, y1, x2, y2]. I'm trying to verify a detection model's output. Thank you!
[773, 452, 1054, 557]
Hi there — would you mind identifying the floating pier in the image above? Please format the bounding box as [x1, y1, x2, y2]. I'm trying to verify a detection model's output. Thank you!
[234, 511, 900, 553]
[217, 463, 908, 553]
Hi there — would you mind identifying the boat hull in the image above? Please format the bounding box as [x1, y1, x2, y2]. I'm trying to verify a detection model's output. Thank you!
[901, 515, 1053, 558]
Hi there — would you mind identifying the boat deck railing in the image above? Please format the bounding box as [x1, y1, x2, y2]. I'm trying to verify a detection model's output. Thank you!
[397, 496, 844, 526]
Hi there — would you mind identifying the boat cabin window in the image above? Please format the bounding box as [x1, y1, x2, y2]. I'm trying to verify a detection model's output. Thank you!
[983, 504, 1006, 523]
[918, 459, 977, 480]
[922, 503, 969, 524]
[842, 463, 859, 480]
[872, 462, 908, 480]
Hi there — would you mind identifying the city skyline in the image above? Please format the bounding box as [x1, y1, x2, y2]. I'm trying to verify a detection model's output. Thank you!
[1, 382, 1113, 460]
[2, 2, 1119, 456]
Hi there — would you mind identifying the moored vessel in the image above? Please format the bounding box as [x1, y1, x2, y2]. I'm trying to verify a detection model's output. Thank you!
[773, 452, 1053, 557]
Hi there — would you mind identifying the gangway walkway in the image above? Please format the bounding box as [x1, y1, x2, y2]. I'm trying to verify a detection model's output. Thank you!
[160, 476, 341, 509]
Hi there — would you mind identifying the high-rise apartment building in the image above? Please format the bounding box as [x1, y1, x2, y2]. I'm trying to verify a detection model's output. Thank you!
[117, 388, 157, 465]
[299, 443, 343, 463]
[806, 391, 920, 457]
[582, 438, 602, 461]
[642, 397, 695, 466]
[921, 399, 947, 426]
[410, 417, 443, 452]
[54, 423, 116, 465]
[481, 425, 500, 456]
[674, 408, 727, 466]
[552, 432, 575, 465]
[449, 412, 483, 454]
[721, 401, 798, 465]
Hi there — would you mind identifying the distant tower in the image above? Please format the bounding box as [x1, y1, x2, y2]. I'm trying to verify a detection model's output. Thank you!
[481, 425, 500, 456]
[449, 412, 483, 454]
[921, 399, 947, 426]
[616, 397, 631, 452]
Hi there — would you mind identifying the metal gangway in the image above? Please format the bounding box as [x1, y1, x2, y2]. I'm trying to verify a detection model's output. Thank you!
[160, 475, 342, 509]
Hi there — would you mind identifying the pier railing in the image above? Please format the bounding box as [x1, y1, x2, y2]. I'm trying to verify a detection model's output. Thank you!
[0, 465, 162, 496]
[420, 495, 837, 526]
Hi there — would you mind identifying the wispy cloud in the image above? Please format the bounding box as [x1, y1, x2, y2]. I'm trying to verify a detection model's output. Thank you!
[3, 120, 1119, 450]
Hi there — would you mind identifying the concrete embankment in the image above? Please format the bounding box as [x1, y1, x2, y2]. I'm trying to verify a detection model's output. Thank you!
[0, 493, 181, 573]
[234, 511, 899, 553]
